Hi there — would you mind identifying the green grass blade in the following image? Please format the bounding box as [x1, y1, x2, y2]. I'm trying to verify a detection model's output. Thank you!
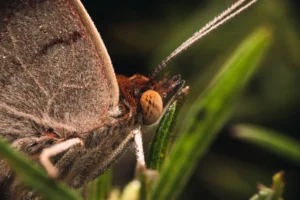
[143, 99, 186, 199]
[232, 124, 300, 164]
[0, 137, 81, 200]
[150, 27, 272, 200]
[87, 170, 112, 200]
[147, 102, 177, 171]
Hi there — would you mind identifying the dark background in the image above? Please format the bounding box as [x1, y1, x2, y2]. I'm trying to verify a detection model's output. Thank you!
[80, 1, 300, 199]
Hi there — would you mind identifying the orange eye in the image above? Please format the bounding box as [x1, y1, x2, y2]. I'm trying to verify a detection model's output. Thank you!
[140, 90, 163, 125]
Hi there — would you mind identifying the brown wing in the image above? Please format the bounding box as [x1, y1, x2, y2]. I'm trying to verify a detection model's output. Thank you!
[0, 0, 119, 140]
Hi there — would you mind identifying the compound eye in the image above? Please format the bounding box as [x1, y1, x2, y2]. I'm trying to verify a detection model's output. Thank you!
[140, 90, 163, 125]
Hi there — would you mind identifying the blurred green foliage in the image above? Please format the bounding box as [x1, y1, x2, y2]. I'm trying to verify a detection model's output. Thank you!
[250, 171, 285, 200]
[233, 124, 300, 164]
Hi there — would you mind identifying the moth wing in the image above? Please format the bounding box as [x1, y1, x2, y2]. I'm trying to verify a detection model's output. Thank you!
[0, 0, 119, 139]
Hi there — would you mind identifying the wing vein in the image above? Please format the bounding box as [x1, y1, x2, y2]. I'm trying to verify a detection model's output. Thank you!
[6, 23, 50, 98]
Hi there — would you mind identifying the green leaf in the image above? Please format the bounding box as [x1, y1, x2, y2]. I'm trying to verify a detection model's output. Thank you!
[0, 137, 80, 200]
[87, 170, 112, 200]
[147, 102, 177, 171]
[143, 95, 186, 200]
[232, 124, 300, 164]
[150, 27, 272, 200]
[272, 171, 285, 199]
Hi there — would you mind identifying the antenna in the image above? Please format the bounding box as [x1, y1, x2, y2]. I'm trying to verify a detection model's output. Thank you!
[150, 0, 258, 78]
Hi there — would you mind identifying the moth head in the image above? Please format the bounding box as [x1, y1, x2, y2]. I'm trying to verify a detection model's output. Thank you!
[115, 0, 259, 125]
[117, 73, 185, 125]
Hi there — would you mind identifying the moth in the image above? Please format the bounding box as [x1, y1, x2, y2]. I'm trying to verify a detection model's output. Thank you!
[0, 0, 258, 199]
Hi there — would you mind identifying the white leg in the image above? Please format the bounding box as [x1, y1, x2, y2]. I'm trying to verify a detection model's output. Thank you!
[40, 138, 83, 178]
[133, 128, 146, 169]
[133, 128, 160, 180]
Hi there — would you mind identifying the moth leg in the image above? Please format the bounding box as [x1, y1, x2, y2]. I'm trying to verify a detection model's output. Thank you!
[133, 127, 159, 181]
[133, 127, 146, 170]
[40, 138, 83, 178]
